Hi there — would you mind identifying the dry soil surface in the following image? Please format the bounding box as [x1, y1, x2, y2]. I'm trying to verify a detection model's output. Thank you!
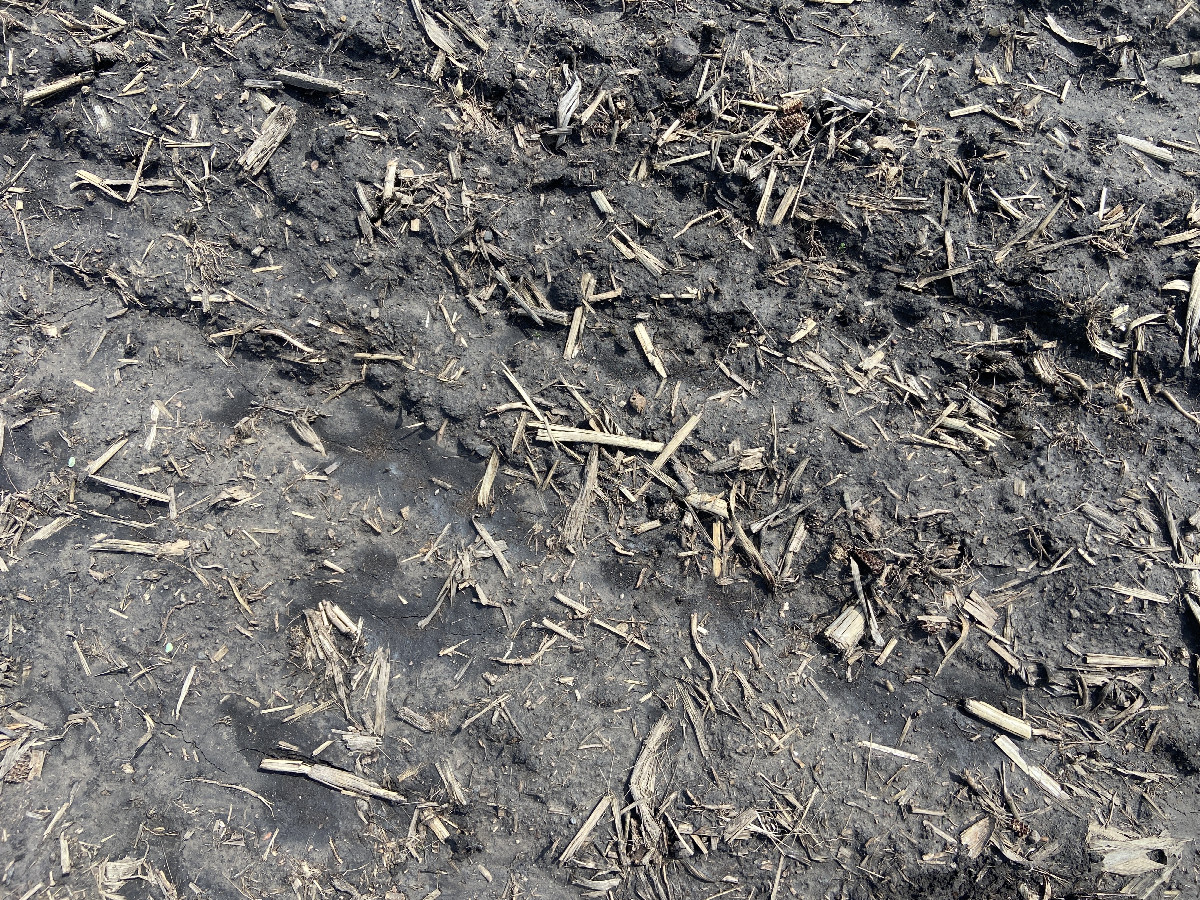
[3, 0, 1200, 899]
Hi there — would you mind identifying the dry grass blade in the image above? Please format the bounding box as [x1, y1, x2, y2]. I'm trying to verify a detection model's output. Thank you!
[87, 474, 171, 504]
[1184, 262, 1200, 366]
[560, 795, 615, 864]
[260, 759, 404, 802]
[562, 445, 598, 547]
[628, 716, 672, 848]
[994, 736, 1065, 799]
[410, 0, 456, 55]
[291, 417, 326, 455]
[533, 424, 664, 454]
[1117, 134, 1175, 164]
[963, 699, 1032, 739]
[476, 449, 500, 507]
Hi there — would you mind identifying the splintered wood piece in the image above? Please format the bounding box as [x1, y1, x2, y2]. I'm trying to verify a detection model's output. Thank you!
[90, 538, 190, 557]
[238, 104, 297, 175]
[372, 653, 391, 738]
[25, 516, 74, 545]
[533, 424, 665, 454]
[591, 190, 614, 216]
[1185, 263, 1200, 366]
[629, 716, 672, 848]
[260, 759, 403, 802]
[562, 445, 599, 547]
[382, 158, 399, 202]
[755, 166, 777, 225]
[994, 736, 1065, 799]
[778, 515, 808, 582]
[730, 513, 775, 589]
[560, 795, 615, 865]
[274, 68, 343, 94]
[436, 760, 467, 806]
[1104, 583, 1171, 604]
[963, 699, 1033, 739]
[610, 233, 667, 276]
[685, 492, 729, 519]
[554, 592, 590, 616]
[398, 706, 433, 733]
[788, 317, 817, 343]
[441, 9, 490, 51]
[825, 607, 864, 654]
[633, 323, 668, 378]
[73, 169, 128, 202]
[962, 591, 997, 629]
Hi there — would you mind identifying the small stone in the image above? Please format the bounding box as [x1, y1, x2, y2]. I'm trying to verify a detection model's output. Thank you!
[661, 36, 699, 76]
[49, 44, 94, 75]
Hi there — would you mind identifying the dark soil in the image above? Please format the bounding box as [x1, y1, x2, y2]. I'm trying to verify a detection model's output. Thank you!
[2, 0, 1200, 898]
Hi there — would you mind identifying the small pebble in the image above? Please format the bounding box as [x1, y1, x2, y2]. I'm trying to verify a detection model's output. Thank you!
[661, 36, 699, 76]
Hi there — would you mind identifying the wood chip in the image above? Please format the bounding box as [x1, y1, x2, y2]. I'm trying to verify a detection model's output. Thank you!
[1087, 824, 1187, 875]
[825, 607, 864, 654]
[274, 68, 343, 94]
[562, 446, 599, 547]
[238, 104, 296, 175]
